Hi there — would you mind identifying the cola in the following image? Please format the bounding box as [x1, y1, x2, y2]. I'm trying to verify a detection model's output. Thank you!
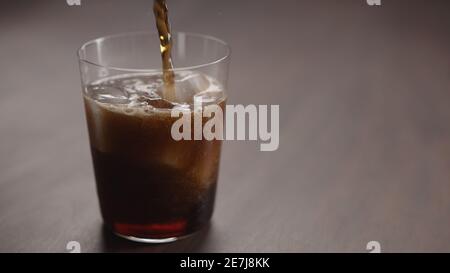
[84, 72, 225, 240]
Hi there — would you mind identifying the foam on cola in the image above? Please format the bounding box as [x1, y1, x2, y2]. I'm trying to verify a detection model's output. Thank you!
[84, 71, 225, 239]
[88, 71, 223, 107]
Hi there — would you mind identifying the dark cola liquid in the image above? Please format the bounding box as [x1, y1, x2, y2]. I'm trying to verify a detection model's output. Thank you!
[84, 73, 225, 239]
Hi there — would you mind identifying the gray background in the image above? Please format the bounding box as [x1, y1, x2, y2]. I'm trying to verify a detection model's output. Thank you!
[1, 0, 450, 252]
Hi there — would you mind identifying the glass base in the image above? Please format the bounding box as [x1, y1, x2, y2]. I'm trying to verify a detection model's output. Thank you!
[111, 224, 206, 244]
[114, 232, 180, 243]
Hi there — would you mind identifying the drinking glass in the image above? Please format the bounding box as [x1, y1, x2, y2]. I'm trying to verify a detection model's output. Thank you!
[78, 32, 230, 243]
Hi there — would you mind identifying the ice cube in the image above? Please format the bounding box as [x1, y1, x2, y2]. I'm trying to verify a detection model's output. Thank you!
[129, 91, 175, 109]
[145, 98, 176, 109]
[121, 78, 144, 87]
[169, 72, 212, 104]
[194, 90, 224, 105]
[90, 85, 130, 104]
[125, 81, 160, 96]
[178, 72, 210, 91]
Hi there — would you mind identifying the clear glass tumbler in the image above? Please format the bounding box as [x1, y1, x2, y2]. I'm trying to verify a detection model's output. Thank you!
[77, 32, 230, 243]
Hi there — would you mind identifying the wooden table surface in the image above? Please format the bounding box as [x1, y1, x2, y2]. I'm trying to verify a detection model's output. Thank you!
[1, 0, 450, 252]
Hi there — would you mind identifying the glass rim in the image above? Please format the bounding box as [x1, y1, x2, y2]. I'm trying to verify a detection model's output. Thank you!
[77, 31, 231, 73]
